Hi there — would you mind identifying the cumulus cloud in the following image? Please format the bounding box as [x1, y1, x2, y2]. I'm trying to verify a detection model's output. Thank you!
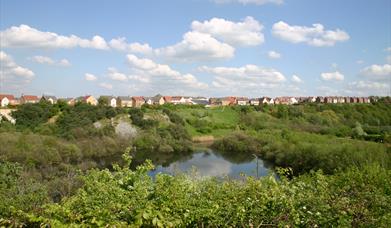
[84, 73, 97, 81]
[99, 82, 113, 90]
[348, 81, 390, 96]
[0, 51, 35, 84]
[0, 24, 109, 50]
[109, 37, 152, 55]
[199, 64, 285, 95]
[291, 74, 302, 83]
[31, 55, 71, 66]
[272, 21, 350, 47]
[107, 67, 128, 81]
[320, 71, 344, 81]
[155, 31, 234, 62]
[125, 54, 208, 94]
[214, 0, 283, 5]
[360, 64, 391, 81]
[191, 16, 264, 46]
[267, 50, 281, 59]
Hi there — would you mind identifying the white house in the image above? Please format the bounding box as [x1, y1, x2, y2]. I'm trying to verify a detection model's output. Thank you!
[0, 95, 14, 107]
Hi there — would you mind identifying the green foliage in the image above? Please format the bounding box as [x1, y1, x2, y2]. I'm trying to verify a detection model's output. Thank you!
[28, 158, 391, 227]
[12, 102, 58, 130]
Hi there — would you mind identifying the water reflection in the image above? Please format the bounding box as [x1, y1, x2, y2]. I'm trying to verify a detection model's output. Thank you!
[147, 147, 271, 178]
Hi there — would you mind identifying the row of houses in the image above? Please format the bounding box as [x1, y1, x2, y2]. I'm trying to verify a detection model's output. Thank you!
[0, 94, 374, 108]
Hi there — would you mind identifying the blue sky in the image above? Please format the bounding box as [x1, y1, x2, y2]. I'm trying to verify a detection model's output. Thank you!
[1, 0, 390, 98]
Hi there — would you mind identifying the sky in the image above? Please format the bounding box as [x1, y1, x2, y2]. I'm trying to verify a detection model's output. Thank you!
[0, 0, 390, 98]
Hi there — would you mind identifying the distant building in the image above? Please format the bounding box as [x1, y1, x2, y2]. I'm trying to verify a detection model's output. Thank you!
[249, 98, 260, 106]
[117, 96, 132, 107]
[132, 96, 145, 108]
[236, 97, 249, 106]
[274, 97, 297, 105]
[152, 95, 165, 105]
[221, 97, 236, 106]
[75, 95, 98, 105]
[99, 96, 117, 107]
[260, 97, 274, 105]
[41, 95, 57, 104]
[0, 94, 15, 107]
[21, 95, 39, 104]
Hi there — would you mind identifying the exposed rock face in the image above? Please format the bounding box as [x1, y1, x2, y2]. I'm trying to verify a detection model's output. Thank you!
[115, 120, 137, 139]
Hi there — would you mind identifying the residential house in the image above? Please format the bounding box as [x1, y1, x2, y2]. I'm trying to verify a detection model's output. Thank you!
[152, 95, 165, 105]
[316, 96, 325, 103]
[209, 98, 222, 106]
[221, 97, 236, 106]
[337, 97, 345, 103]
[171, 96, 185, 105]
[75, 95, 98, 105]
[249, 98, 260, 106]
[236, 97, 249, 106]
[358, 97, 364, 103]
[0, 94, 15, 107]
[60, 98, 75, 106]
[350, 97, 358, 103]
[260, 97, 274, 105]
[308, 96, 317, 103]
[163, 96, 172, 104]
[132, 96, 145, 108]
[21, 95, 39, 104]
[117, 96, 132, 107]
[363, 97, 370, 103]
[274, 97, 297, 105]
[99, 96, 117, 107]
[41, 95, 57, 104]
[344, 97, 351, 103]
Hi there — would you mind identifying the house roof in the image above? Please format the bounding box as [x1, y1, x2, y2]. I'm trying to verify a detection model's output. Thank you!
[0, 94, 15, 100]
[118, 96, 132, 101]
[41, 95, 57, 101]
[171, 96, 183, 101]
[100, 95, 116, 100]
[132, 96, 145, 102]
[163, 96, 172, 102]
[21, 95, 39, 101]
[237, 97, 249, 102]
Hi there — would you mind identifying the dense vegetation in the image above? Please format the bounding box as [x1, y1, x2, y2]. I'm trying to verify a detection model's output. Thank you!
[0, 100, 390, 226]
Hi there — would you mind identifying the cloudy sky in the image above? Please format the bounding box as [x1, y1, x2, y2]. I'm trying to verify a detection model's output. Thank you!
[1, 0, 390, 97]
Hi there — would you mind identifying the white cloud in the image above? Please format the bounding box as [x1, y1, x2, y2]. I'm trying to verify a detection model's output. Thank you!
[0, 24, 109, 50]
[214, 0, 283, 5]
[200, 65, 286, 83]
[109, 37, 152, 55]
[191, 16, 264, 46]
[155, 31, 234, 62]
[385, 47, 391, 52]
[267, 50, 281, 59]
[125, 54, 208, 94]
[348, 81, 390, 96]
[99, 82, 113, 90]
[386, 56, 391, 64]
[360, 64, 391, 81]
[0, 51, 35, 81]
[84, 73, 97, 81]
[291, 74, 302, 83]
[320, 71, 344, 81]
[31, 55, 71, 66]
[356, 60, 364, 64]
[272, 21, 350, 47]
[107, 67, 128, 81]
[200, 64, 285, 95]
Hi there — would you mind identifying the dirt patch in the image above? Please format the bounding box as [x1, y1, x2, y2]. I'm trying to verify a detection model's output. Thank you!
[192, 135, 215, 143]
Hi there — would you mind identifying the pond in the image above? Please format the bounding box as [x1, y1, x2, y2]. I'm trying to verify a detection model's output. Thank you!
[148, 147, 271, 178]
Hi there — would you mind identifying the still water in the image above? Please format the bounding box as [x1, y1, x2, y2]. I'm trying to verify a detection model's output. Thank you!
[149, 147, 271, 178]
